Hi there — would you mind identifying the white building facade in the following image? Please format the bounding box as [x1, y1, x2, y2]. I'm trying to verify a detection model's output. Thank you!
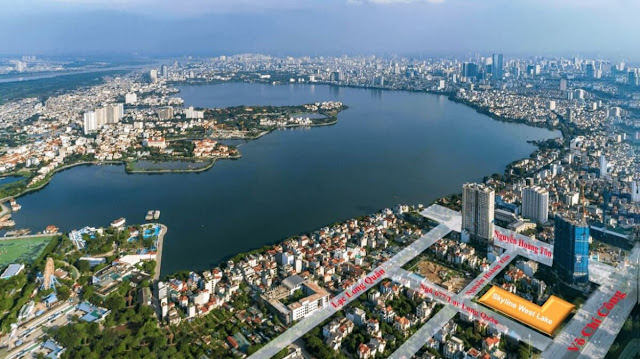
[462, 183, 495, 241]
[521, 186, 549, 224]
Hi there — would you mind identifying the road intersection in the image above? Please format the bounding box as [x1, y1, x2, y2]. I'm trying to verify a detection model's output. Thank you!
[248, 206, 454, 359]
[249, 204, 639, 359]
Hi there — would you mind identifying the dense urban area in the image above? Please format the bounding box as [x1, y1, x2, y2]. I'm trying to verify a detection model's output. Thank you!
[0, 53, 638, 359]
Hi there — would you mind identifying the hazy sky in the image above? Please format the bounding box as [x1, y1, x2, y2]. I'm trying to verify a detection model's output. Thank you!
[1, 0, 639, 59]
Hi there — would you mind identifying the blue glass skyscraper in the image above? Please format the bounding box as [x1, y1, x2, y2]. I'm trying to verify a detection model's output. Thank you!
[553, 215, 590, 283]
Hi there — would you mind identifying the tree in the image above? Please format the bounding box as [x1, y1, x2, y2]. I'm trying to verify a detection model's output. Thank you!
[273, 348, 289, 359]
[57, 286, 71, 301]
[76, 260, 90, 273]
[518, 344, 530, 359]
[105, 294, 125, 311]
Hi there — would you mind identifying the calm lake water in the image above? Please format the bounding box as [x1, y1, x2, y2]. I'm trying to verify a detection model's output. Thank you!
[9, 83, 560, 275]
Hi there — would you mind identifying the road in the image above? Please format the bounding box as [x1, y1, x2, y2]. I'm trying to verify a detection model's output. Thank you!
[246, 205, 456, 359]
[153, 224, 167, 281]
[388, 305, 458, 359]
[58, 260, 80, 280]
[245, 205, 637, 359]
[541, 243, 639, 359]
[390, 249, 552, 354]
[4, 299, 77, 359]
[459, 249, 518, 299]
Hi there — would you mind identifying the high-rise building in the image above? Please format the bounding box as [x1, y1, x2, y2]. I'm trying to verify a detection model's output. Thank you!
[15, 61, 26, 72]
[463, 62, 479, 79]
[512, 65, 521, 79]
[559, 78, 568, 91]
[330, 71, 344, 82]
[462, 183, 495, 241]
[547, 101, 556, 111]
[585, 62, 595, 78]
[565, 108, 574, 123]
[161, 64, 168, 78]
[106, 103, 124, 124]
[608, 107, 621, 118]
[125, 93, 137, 105]
[491, 54, 503, 80]
[95, 106, 108, 127]
[157, 107, 174, 120]
[184, 106, 204, 119]
[629, 69, 639, 86]
[553, 215, 589, 283]
[521, 186, 549, 224]
[599, 155, 608, 178]
[149, 69, 158, 83]
[374, 75, 384, 86]
[83, 111, 97, 135]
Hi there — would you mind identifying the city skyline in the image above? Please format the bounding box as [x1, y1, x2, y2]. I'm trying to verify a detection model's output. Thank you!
[0, 1, 639, 357]
[1, 0, 640, 59]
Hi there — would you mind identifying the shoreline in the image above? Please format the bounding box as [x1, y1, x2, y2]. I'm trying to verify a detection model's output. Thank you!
[0, 155, 246, 202]
[0, 160, 122, 203]
[0, 201, 10, 218]
[211, 119, 339, 140]
[0, 232, 61, 241]
[0, 106, 343, 201]
[125, 155, 242, 174]
[1, 83, 566, 279]
[178, 79, 563, 136]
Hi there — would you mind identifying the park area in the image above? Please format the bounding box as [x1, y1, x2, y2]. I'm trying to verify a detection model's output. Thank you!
[0, 235, 54, 269]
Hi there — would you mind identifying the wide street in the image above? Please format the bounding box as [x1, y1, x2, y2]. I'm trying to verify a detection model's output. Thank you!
[3, 299, 78, 359]
[249, 205, 638, 359]
[390, 248, 552, 357]
[541, 243, 639, 359]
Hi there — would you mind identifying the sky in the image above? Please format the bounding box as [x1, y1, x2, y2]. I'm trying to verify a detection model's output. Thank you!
[1, 0, 639, 59]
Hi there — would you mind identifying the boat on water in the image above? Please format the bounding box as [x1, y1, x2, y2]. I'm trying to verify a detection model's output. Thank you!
[153, 210, 160, 220]
[145, 210, 154, 221]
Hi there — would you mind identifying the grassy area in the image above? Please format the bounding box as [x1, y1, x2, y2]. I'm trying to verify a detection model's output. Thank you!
[0, 177, 29, 199]
[0, 236, 55, 269]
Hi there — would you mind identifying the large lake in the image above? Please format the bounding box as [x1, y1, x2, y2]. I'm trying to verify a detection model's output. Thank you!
[9, 83, 560, 276]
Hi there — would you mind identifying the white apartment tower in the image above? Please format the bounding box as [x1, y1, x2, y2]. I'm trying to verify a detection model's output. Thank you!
[95, 106, 108, 127]
[521, 186, 549, 224]
[125, 93, 137, 105]
[560, 78, 568, 91]
[462, 183, 495, 241]
[83, 111, 97, 135]
[106, 103, 124, 124]
[600, 155, 608, 178]
[149, 69, 158, 83]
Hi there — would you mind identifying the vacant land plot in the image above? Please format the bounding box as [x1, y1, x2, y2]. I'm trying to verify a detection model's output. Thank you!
[0, 236, 54, 269]
[413, 259, 472, 293]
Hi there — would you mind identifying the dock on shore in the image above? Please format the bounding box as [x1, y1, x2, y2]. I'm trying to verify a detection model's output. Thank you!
[0, 201, 10, 217]
[153, 224, 167, 281]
